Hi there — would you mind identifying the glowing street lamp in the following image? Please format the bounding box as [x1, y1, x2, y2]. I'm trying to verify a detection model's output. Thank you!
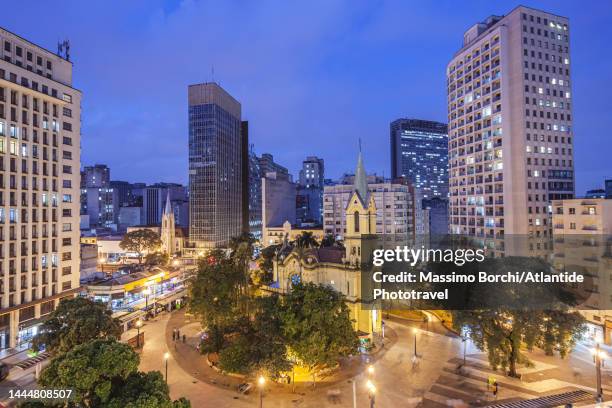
[258, 375, 266, 408]
[136, 320, 142, 348]
[366, 379, 376, 408]
[164, 352, 170, 384]
[367, 364, 374, 376]
[143, 288, 151, 311]
[591, 343, 607, 402]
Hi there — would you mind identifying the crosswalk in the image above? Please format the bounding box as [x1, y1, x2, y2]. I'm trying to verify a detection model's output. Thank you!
[14, 352, 49, 370]
[421, 357, 594, 407]
[487, 390, 592, 408]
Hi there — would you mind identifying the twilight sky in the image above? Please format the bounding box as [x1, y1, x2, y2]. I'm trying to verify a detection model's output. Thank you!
[5, 0, 611, 193]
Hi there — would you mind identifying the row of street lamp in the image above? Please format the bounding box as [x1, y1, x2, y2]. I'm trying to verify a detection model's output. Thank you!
[155, 319, 608, 405]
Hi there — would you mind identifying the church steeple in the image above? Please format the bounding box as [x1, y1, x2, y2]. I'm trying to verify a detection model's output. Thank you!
[161, 191, 175, 257]
[354, 146, 368, 203]
[164, 191, 172, 215]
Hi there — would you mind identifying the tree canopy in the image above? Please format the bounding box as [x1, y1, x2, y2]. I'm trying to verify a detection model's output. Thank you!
[189, 250, 244, 327]
[320, 234, 343, 248]
[293, 231, 318, 249]
[119, 229, 162, 264]
[35, 339, 190, 408]
[281, 282, 359, 379]
[218, 296, 291, 378]
[446, 256, 586, 377]
[32, 297, 121, 354]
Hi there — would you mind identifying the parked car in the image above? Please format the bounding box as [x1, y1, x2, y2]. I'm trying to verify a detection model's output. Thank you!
[0, 363, 10, 381]
[238, 382, 253, 395]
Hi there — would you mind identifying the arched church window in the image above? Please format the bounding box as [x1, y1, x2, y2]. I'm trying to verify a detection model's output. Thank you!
[354, 211, 360, 233]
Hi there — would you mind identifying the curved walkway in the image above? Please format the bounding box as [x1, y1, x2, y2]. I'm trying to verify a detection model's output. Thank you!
[166, 309, 399, 406]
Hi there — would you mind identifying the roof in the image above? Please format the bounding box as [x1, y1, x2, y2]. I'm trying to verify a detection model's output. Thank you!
[315, 247, 345, 264]
[353, 151, 369, 204]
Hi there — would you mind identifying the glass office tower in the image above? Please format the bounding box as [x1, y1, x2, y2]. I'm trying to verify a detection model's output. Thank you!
[188, 82, 242, 248]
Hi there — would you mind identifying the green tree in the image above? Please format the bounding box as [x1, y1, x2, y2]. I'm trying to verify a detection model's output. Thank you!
[229, 233, 256, 311]
[218, 296, 290, 378]
[36, 339, 189, 408]
[320, 234, 342, 248]
[294, 231, 318, 249]
[105, 371, 191, 408]
[32, 297, 121, 354]
[119, 229, 162, 264]
[445, 257, 586, 377]
[145, 251, 170, 266]
[254, 244, 279, 285]
[189, 250, 244, 327]
[281, 282, 358, 384]
[454, 308, 584, 377]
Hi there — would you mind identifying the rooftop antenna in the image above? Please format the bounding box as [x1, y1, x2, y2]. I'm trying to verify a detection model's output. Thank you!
[359, 137, 362, 153]
[211, 65, 215, 83]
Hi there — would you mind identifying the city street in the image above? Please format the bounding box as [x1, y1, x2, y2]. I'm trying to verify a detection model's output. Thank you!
[1, 306, 610, 407]
[136, 309, 611, 407]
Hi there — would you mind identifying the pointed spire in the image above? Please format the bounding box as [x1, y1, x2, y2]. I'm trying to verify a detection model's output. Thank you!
[354, 145, 368, 202]
[164, 191, 172, 215]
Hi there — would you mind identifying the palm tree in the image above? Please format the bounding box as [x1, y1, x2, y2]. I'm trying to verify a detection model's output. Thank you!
[294, 231, 318, 249]
[320, 234, 343, 248]
[229, 232, 256, 313]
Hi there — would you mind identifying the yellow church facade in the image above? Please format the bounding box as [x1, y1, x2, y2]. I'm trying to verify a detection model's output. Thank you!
[272, 152, 382, 341]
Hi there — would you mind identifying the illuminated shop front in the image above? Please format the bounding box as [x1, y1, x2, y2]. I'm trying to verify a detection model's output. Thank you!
[87, 269, 184, 311]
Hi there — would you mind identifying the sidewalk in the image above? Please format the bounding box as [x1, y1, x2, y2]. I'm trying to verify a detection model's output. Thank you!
[0, 345, 30, 365]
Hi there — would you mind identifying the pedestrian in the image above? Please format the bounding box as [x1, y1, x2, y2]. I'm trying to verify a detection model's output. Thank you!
[493, 380, 498, 398]
[177, 328, 180, 338]
[182, 334, 186, 343]
[172, 329, 176, 341]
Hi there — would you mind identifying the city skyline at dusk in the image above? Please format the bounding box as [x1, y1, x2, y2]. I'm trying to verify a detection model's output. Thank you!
[3, 0, 611, 193]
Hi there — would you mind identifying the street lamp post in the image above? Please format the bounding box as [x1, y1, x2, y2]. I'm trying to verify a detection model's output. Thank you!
[462, 336, 467, 367]
[591, 342, 607, 402]
[366, 379, 376, 408]
[143, 288, 151, 312]
[136, 320, 142, 348]
[258, 375, 265, 408]
[413, 328, 418, 357]
[164, 352, 170, 384]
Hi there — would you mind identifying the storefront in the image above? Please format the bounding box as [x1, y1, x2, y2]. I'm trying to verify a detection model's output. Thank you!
[86, 269, 183, 312]
[0, 313, 10, 351]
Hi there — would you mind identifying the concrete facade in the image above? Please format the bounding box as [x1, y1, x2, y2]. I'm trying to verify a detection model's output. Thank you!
[448, 6, 574, 240]
[0, 27, 81, 349]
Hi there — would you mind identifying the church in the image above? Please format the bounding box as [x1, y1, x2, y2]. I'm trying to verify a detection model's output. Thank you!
[272, 151, 383, 341]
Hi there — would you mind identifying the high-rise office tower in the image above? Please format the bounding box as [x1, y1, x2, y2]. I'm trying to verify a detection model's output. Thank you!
[297, 156, 325, 225]
[0, 28, 81, 349]
[447, 6, 574, 238]
[247, 146, 262, 239]
[80, 164, 118, 229]
[240, 121, 249, 234]
[390, 119, 448, 200]
[299, 156, 324, 189]
[143, 183, 187, 226]
[258, 153, 289, 179]
[188, 83, 243, 248]
[82, 164, 109, 188]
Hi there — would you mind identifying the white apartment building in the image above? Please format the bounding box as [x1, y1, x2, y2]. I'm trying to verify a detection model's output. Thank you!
[323, 181, 414, 242]
[447, 6, 574, 240]
[0, 28, 81, 349]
